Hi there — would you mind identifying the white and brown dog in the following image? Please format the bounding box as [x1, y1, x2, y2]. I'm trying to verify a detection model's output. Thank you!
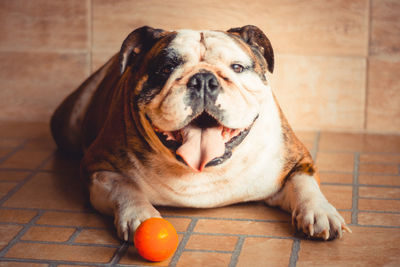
[51, 25, 350, 241]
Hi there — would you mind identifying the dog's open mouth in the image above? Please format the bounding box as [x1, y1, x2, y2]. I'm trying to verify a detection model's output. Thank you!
[152, 112, 254, 172]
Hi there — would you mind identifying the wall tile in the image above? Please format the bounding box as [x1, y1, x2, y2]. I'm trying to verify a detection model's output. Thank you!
[367, 59, 400, 132]
[0, 0, 88, 51]
[0, 52, 88, 122]
[272, 54, 366, 131]
[370, 0, 400, 57]
[92, 0, 368, 56]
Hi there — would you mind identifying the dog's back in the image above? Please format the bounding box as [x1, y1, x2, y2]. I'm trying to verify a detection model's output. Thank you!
[50, 55, 117, 154]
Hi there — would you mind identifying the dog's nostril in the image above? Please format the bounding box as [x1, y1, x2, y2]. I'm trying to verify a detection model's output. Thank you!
[208, 77, 219, 91]
[187, 76, 202, 91]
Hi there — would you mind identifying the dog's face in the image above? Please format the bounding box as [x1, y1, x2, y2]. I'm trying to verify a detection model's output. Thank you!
[120, 26, 274, 171]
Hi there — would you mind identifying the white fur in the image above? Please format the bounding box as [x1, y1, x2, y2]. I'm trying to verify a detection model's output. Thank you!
[87, 30, 349, 241]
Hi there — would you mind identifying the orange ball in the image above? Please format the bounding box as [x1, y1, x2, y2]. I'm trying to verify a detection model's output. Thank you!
[134, 218, 179, 262]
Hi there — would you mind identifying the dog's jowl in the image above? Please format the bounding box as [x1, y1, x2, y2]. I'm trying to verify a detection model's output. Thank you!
[51, 25, 351, 241]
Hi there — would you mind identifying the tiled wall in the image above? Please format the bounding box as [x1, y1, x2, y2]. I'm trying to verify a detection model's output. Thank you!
[0, 0, 399, 133]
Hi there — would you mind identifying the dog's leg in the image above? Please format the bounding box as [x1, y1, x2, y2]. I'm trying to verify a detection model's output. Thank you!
[89, 171, 161, 241]
[266, 173, 351, 240]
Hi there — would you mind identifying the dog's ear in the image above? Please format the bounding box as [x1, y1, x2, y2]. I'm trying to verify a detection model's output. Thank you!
[228, 25, 274, 73]
[119, 26, 165, 75]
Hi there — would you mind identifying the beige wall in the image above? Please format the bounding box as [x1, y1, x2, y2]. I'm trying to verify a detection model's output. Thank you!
[0, 0, 399, 133]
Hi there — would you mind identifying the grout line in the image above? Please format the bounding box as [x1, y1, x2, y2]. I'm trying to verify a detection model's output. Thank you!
[363, 0, 372, 130]
[358, 210, 400, 214]
[288, 238, 301, 267]
[0, 140, 29, 165]
[229, 236, 245, 267]
[108, 241, 129, 265]
[0, 258, 110, 267]
[66, 227, 83, 243]
[0, 210, 44, 257]
[355, 224, 400, 229]
[359, 196, 400, 201]
[351, 152, 360, 225]
[0, 152, 56, 206]
[18, 240, 121, 249]
[185, 248, 232, 254]
[87, 0, 93, 74]
[169, 218, 198, 266]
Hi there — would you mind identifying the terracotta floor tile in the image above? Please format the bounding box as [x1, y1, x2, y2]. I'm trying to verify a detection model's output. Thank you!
[0, 138, 25, 148]
[360, 153, 400, 164]
[0, 209, 37, 223]
[359, 199, 400, 212]
[186, 234, 238, 252]
[0, 262, 48, 267]
[3, 172, 87, 211]
[0, 225, 23, 250]
[359, 186, 400, 199]
[165, 217, 192, 232]
[358, 212, 400, 227]
[194, 219, 293, 237]
[359, 174, 400, 186]
[0, 122, 49, 139]
[0, 148, 13, 159]
[74, 229, 120, 245]
[339, 211, 352, 225]
[321, 185, 353, 210]
[316, 152, 354, 173]
[21, 226, 75, 242]
[5, 243, 116, 263]
[0, 182, 17, 198]
[177, 251, 231, 267]
[119, 245, 173, 266]
[297, 226, 400, 267]
[320, 172, 353, 184]
[359, 163, 399, 175]
[159, 202, 291, 222]
[236, 238, 292, 267]
[23, 138, 56, 151]
[0, 171, 30, 182]
[0, 149, 52, 169]
[36, 211, 113, 228]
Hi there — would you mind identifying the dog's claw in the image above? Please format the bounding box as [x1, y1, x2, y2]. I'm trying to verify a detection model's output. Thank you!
[308, 224, 314, 236]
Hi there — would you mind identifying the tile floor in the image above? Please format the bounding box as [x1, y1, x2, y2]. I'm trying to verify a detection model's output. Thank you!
[0, 122, 399, 266]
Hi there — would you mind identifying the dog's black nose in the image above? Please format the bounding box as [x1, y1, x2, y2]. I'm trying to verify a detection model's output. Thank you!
[187, 71, 220, 97]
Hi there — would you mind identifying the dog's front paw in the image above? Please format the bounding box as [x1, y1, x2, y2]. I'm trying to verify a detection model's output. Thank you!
[114, 204, 161, 241]
[292, 199, 351, 240]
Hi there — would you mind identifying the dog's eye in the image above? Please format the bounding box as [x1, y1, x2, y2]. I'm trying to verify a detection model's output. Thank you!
[231, 64, 244, 73]
[159, 64, 175, 75]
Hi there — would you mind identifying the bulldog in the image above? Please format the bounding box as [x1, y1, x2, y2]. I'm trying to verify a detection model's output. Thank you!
[51, 25, 351, 241]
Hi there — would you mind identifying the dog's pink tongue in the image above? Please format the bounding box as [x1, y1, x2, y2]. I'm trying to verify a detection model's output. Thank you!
[176, 124, 225, 171]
